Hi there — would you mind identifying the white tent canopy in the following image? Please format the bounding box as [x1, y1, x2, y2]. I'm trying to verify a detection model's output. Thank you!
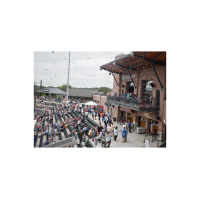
[85, 101, 97, 106]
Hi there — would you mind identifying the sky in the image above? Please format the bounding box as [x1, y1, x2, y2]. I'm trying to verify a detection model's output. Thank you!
[34, 51, 130, 88]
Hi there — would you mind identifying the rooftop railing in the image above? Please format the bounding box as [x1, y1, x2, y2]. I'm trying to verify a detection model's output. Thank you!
[107, 95, 157, 107]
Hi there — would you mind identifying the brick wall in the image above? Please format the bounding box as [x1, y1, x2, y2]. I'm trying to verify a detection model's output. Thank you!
[163, 101, 166, 124]
[112, 63, 166, 121]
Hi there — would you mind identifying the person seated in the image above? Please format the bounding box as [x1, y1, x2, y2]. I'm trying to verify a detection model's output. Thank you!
[88, 128, 93, 137]
[53, 123, 57, 128]
[44, 139, 49, 146]
[53, 135, 56, 142]
[82, 125, 88, 133]
[45, 129, 49, 135]
[105, 132, 111, 147]
[57, 128, 61, 135]
[95, 131, 103, 144]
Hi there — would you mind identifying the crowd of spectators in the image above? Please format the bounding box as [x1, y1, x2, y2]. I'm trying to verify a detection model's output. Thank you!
[34, 98, 132, 147]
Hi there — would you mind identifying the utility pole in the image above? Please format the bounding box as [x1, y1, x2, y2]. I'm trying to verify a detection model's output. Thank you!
[66, 51, 70, 101]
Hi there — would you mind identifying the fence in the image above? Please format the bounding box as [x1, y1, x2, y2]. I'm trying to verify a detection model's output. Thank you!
[107, 95, 156, 107]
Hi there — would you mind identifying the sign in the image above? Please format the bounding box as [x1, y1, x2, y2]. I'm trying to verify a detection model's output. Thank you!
[143, 112, 150, 118]
[43, 89, 49, 92]
[145, 139, 150, 148]
[120, 107, 131, 112]
[122, 74, 135, 80]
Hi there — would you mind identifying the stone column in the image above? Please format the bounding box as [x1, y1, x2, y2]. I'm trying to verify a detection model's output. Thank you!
[116, 106, 120, 122]
[126, 111, 128, 121]
[132, 113, 138, 129]
[145, 118, 150, 134]
[158, 121, 165, 141]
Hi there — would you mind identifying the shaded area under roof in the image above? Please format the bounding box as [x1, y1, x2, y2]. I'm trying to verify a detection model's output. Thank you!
[36, 87, 67, 95]
[100, 51, 166, 74]
[68, 89, 98, 97]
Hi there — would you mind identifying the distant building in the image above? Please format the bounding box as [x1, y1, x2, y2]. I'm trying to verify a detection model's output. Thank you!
[68, 89, 98, 102]
[36, 87, 67, 98]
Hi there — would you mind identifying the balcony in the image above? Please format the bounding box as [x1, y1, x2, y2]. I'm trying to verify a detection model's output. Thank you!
[107, 95, 159, 112]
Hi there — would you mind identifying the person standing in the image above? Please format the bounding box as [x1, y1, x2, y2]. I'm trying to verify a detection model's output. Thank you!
[97, 122, 103, 136]
[107, 112, 110, 120]
[104, 117, 109, 130]
[92, 111, 95, 121]
[78, 130, 84, 144]
[98, 112, 101, 121]
[128, 120, 132, 133]
[107, 123, 112, 135]
[150, 122, 153, 134]
[95, 111, 97, 120]
[105, 132, 111, 147]
[121, 125, 128, 143]
[100, 112, 103, 121]
[102, 113, 105, 121]
[114, 126, 119, 141]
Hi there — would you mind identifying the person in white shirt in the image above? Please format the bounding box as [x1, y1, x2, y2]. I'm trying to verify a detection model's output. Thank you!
[150, 122, 153, 134]
[107, 123, 112, 135]
[95, 132, 103, 145]
[105, 132, 111, 147]
[114, 127, 119, 141]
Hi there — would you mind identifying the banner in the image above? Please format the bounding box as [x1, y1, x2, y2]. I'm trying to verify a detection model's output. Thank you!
[120, 107, 131, 112]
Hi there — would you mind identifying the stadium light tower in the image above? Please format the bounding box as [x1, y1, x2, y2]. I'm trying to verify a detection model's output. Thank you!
[66, 52, 70, 101]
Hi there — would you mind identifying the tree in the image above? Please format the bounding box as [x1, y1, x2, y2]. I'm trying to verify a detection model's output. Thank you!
[98, 87, 112, 94]
[57, 84, 72, 91]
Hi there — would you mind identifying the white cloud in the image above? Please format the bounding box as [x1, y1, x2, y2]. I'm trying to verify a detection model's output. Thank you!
[34, 51, 130, 88]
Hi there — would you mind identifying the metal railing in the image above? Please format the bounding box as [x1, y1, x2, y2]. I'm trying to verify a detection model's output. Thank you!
[107, 95, 156, 107]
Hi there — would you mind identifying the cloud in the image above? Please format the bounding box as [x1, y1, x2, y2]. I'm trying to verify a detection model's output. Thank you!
[34, 51, 130, 88]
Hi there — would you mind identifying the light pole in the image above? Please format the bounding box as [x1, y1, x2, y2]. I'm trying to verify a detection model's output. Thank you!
[66, 51, 70, 101]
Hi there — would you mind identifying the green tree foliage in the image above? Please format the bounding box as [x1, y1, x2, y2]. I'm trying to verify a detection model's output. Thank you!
[57, 84, 72, 91]
[98, 87, 112, 94]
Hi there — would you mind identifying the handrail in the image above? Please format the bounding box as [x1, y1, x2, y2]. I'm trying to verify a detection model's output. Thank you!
[107, 95, 157, 107]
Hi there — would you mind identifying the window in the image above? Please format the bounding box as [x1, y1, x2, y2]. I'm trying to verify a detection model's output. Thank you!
[141, 80, 153, 100]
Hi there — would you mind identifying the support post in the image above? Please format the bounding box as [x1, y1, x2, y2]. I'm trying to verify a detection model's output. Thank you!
[111, 72, 119, 87]
[126, 68, 135, 86]
[66, 51, 70, 101]
[151, 62, 163, 91]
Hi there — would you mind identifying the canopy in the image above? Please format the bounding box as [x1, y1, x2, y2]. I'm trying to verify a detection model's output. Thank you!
[85, 101, 97, 106]
[36, 87, 67, 95]
[100, 51, 166, 74]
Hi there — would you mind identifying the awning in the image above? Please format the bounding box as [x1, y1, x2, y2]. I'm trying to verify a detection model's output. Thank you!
[85, 101, 97, 106]
[36, 87, 67, 95]
[100, 51, 166, 74]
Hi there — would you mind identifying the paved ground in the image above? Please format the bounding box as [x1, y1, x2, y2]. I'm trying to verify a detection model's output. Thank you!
[87, 114, 159, 148]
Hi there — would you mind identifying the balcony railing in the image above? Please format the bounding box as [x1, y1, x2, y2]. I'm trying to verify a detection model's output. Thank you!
[107, 95, 158, 110]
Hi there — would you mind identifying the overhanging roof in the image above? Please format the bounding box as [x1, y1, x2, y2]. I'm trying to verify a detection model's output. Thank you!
[100, 51, 166, 74]
[36, 87, 67, 95]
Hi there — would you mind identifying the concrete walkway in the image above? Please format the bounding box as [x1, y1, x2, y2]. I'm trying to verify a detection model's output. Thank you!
[88, 114, 159, 148]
